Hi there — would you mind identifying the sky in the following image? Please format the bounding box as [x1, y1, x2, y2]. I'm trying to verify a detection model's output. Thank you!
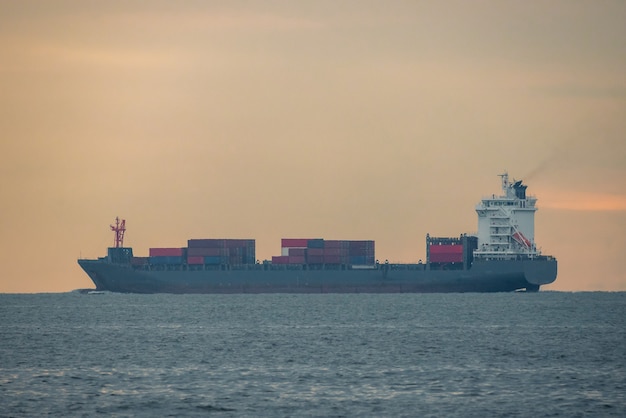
[1, 1, 625, 292]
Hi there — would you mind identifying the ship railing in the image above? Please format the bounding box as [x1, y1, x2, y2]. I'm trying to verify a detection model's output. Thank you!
[131, 261, 456, 272]
[134, 263, 266, 272]
[473, 252, 543, 261]
[385, 263, 427, 271]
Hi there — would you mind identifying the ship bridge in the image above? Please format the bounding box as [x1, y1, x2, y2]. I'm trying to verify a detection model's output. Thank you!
[473, 173, 540, 260]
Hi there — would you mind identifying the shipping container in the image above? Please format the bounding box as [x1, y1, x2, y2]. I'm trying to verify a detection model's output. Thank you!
[188, 239, 225, 248]
[348, 241, 362, 250]
[149, 247, 184, 257]
[429, 244, 463, 263]
[349, 255, 367, 265]
[323, 248, 346, 256]
[272, 256, 290, 264]
[349, 248, 367, 256]
[348, 240, 368, 249]
[275, 238, 374, 265]
[187, 256, 204, 265]
[307, 255, 324, 264]
[348, 240, 375, 256]
[323, 240, 342, 248]
[288, 248, 306, 256]
[187, 239, 255, 264]
[204, 256, 224, 265]
[429, 244, 463, 254]
[323, 255, 342, 264]
[307, 248, 324, 256]
[281, 238, 309, 248]
[429, 253, 463, 263]
[187, 247, 227, 257]
[240, 248, 254, 264]
[307, 239, 325, 248]
[149, 256, 183, 265]
[288, 255, 306, 264]
[225, 239, 247, 248]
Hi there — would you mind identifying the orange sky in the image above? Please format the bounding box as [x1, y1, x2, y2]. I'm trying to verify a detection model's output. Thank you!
[1, 1, 625, 292]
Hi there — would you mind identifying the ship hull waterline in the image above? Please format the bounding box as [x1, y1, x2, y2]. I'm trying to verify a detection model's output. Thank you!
[78, 258, 557, 294]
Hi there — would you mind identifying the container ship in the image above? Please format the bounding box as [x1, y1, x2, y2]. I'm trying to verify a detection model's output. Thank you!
[78, 173, 557, 293]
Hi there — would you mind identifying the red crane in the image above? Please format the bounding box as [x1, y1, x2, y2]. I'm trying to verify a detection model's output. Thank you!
[110, 217, 126, 248]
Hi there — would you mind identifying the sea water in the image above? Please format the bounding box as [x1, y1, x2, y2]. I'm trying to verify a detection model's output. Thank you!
[0, 292, 624, 417]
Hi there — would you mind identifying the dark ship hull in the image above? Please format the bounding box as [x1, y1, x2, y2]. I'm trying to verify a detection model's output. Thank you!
[78, 257, 557, 294]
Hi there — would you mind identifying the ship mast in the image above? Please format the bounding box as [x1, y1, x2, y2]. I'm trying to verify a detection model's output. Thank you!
[110, 217, 126, 248]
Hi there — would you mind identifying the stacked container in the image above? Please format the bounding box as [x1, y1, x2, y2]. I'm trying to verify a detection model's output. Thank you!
[426, 236, 464, 263]
[273, 238, 375, 265]
[149, 247, 185, 265]
[187, 239, 255, 265]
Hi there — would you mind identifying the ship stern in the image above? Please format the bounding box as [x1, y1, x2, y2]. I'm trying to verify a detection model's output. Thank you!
[523, 257, 558, 288]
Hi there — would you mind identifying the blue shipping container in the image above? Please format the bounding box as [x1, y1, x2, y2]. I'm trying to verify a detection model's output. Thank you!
[149, 256, 183, 265]
[307, 239, 325, 248]
[349, 256, 367, 265]
[204, 256, 224, 265]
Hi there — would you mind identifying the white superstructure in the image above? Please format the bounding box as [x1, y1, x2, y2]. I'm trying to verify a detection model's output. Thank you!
[474, 173, 540, 260]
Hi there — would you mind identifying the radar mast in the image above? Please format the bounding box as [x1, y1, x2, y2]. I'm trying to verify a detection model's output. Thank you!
[110, 217, 126, 248]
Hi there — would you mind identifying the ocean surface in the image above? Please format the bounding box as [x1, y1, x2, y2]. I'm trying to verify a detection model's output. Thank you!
[0, 292, 624, 417]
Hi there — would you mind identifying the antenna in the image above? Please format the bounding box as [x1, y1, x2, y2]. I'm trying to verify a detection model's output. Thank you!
[110, 217, 126, 248]
[498, 172, 509, 193]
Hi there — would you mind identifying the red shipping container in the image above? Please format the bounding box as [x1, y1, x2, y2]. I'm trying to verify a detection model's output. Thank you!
[429, 244, 463, 263]
[288, 255, 306, 264]
[281, 238, 310, 248]
[187, 256, 204, 265]
[308, 248, 324, 256]
[149, 247, 184, 257]
[272, 256, 290, 264]
[429, 244, 463, 254]
[430, 253, 463, 263]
